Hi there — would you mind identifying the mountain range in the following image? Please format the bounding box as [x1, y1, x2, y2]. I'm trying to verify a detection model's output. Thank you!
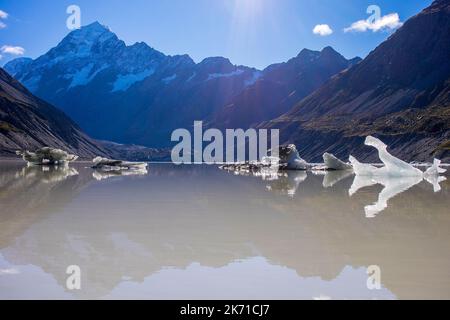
[3, 0, 450, 162]
[4, 22, 360, 148]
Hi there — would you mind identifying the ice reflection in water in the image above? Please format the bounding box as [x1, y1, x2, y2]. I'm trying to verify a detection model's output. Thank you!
[19, 165, 79, 183]
[229, 164, 446, 217]
[0, 161, 449, 299]
[349, 175, 424, 218]
[92, 167, 148, 181]
[322, 170, 353, 188]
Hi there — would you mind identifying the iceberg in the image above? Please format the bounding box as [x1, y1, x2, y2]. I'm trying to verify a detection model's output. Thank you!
[278, 144, 309, 170]
[349, 136, 447, 217]
[220, 144, 309, 173]
[350, 136, 423, 177]
[323, 153, 353, 171]
[424, 159, 447, 192]
[424, 158, 447, 176]
[16, 147, 78, 165]
[220, 161, 281, 180]
[91, 157, 148, 171]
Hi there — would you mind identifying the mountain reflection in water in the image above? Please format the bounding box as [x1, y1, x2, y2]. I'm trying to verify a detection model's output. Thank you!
[0, 161, 449, 299]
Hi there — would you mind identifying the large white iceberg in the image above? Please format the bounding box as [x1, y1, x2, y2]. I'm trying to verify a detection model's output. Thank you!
[16, 147, 78, 165]
[349, 136, 447, 217]
[349, 136, 445, 178]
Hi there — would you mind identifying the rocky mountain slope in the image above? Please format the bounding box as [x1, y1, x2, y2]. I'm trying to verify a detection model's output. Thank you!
[0, 67, 107, 158]
[261, 0, 450, 162]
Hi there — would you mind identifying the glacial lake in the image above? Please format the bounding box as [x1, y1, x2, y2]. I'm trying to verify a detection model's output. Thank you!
[0, 160, 449, 300]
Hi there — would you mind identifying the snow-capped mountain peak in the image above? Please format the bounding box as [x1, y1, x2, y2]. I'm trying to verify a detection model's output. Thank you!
[55, 21, 120, 58]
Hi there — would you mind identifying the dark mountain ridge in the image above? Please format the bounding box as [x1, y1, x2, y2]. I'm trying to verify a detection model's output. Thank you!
[209, 47, 361, 129]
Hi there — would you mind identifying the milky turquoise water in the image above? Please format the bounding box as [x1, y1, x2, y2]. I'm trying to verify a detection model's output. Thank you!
[0, 161, 449, 299]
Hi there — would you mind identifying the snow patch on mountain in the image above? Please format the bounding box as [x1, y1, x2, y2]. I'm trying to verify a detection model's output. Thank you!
[67, 64, 109, 89]
[207, 69, 244, 81]
[244, 71, 262, 87]
[187, 72, 197, 82]
[162, 74, 177, 84]
[111, 69, 154, 92]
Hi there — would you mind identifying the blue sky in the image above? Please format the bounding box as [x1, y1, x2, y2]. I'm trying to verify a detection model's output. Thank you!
[0, 0, 432, 69]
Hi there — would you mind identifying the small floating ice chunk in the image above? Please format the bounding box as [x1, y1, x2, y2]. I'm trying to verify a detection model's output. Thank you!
[278, 145, 309, 170]
[92, 157, 148, 171]
[423, 159, 447, 192]
[424, 159, 447, 176]
[16, 147, 78, 165]
[219, 144, 308, 172]
[323, 153, 353, 171]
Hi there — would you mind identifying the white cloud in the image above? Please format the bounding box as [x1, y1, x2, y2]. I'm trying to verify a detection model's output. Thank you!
[344, 13, 403, 33]
[0, 268, 20, 275]
[0, 54, 2, 60]
[0, 9, 8, 29]
[0, 10, 8, 19]
[1, 45, 25, 55]
[313, 24, 333, 36]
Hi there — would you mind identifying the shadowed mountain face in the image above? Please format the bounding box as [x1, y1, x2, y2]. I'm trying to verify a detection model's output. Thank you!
[0, 68, 107, 158]
[261, 0, 450, 163]
[5, 22, 359, 149]
[209, 47, 361, 129]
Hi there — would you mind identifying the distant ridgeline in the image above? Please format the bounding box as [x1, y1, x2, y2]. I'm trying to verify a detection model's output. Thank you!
[4, 0, 450, 162]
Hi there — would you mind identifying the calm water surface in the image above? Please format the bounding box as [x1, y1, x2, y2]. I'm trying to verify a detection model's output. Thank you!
[0, 161, 449, 299]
